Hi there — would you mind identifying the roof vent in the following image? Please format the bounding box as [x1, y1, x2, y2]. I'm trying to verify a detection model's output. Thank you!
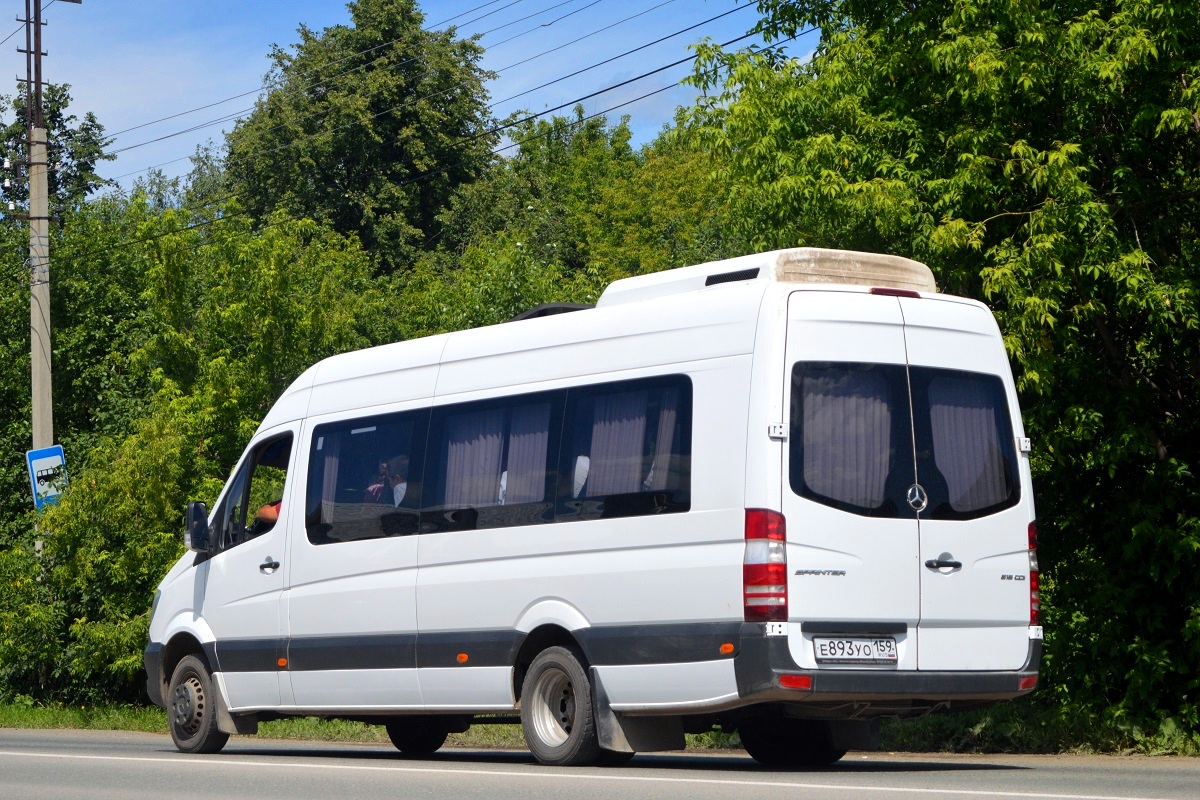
[705, 267, 760, 286]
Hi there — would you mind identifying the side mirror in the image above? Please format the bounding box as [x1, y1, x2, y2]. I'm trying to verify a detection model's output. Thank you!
[184, 501, 212, 553]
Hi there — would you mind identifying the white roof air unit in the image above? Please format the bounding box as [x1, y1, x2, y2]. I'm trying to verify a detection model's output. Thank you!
[771, 248, 936, 293]
[596, 247, 937, 308]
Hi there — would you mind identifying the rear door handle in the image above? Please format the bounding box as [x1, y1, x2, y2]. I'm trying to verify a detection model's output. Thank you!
[924, 558, 962, 570]
[260, 557, 280, 574]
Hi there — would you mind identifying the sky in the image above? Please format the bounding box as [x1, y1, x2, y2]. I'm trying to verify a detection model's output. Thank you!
[0, 0, 816, 193]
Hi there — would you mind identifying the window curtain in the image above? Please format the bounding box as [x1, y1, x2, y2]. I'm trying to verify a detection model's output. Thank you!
[644, 389, 679, 491]
[445, 409, 506, 506]
[802, 370, 890, 508]
[504, 403, 551, 504]
[587, 391, 648, 495]
[929, 377, 1007, 512]
[320, 435, 342, 523]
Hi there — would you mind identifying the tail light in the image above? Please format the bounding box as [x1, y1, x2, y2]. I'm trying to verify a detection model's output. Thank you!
[744, 509, 787, 622]
[1028, 521, 1040, 626]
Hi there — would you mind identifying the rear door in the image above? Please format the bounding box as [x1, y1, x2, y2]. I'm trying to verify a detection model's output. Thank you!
[782, 291, 921, 671]
[899, 296, 1031, 670]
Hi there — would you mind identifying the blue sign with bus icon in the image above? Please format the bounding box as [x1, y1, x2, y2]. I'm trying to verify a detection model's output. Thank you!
[27, 445, 67, 512]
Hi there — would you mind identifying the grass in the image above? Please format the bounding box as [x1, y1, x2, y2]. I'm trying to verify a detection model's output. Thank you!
[878, 700, 1200, 756]
[0, 701, 521, 748]
[0, 702, 166, 734]
[2, 699, 1195, 756]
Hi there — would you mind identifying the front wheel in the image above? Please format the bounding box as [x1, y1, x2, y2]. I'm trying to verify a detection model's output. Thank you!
[385, 718, 449, 755]
[520, 645, 601, 766]
[167, 655, 229, 754]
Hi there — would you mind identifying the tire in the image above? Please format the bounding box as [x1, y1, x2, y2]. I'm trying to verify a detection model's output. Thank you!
[739, 717, 845, 768]
[385, 718, 449, 755]
[520, 645, 602, 766]
[167, 655, 230, 754]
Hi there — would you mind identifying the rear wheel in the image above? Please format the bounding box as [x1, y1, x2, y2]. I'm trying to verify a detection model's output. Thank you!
[739, 717, 845, 768]
[385, 718, 449, 755]
[167, 655, 229, 754]
[520, 645, 601, 766]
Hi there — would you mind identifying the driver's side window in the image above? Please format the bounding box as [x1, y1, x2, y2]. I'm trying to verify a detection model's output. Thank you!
[218, 434, 293, 551]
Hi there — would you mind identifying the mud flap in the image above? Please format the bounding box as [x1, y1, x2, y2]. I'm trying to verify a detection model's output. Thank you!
[590, 667, 685, 753]
[826, 718, 881, 751]
[213, 676, 259, 736]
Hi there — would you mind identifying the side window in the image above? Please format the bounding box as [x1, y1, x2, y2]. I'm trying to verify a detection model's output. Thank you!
[559, 375, 691, 521]
[305, 410, 428, 545]
[217, 434, 293, 551]
[423, 392, 560, 532]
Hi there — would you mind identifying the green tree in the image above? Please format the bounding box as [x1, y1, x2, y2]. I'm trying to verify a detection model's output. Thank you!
[693, 0, 1200, 736]
[223, 0, 496, 272]
[0, 83, 114, 210]
[438, 108, 743, 284]
[0, 195, 390, 701]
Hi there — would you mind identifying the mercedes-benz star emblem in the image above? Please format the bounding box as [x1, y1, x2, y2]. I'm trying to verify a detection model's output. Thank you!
[906, 483, 928, 512]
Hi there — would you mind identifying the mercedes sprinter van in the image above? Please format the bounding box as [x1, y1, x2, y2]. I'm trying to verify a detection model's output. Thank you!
[145, 247, 1040, 766]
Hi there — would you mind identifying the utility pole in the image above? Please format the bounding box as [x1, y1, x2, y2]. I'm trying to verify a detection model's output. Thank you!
[16, 0, 82, 450]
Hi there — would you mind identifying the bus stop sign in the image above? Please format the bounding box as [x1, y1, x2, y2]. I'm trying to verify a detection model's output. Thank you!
[27, 445, 67, 512]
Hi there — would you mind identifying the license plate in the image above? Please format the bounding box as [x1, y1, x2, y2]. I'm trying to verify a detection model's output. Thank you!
[813, 636, 898, 665]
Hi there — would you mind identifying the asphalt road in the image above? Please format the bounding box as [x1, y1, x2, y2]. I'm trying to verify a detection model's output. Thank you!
[1, 729, 1197, 800]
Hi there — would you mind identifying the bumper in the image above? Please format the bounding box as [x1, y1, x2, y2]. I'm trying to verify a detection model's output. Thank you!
[734, 623, 1041, 717]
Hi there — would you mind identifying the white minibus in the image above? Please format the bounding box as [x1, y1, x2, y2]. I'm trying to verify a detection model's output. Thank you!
[145, 247, 1041, 767]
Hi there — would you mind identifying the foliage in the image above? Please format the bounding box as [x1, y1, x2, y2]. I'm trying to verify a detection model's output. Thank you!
[1, 194, 390, 701]
[397, 233, 605, 339]
[693, 0, 1200, 736]
[438, 107, 745, 284]
[1, 66, 736, 708]
[0, 83, 114, 209]
[223, 0, 496, 273]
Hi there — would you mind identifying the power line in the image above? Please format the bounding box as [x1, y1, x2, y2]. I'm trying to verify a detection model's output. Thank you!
[104, 0, 530, 141]
[55, 83, 686, 264]
[0, 0, 57, 47]
[7, 27, 802, 292]
[60, 28, 801, 266]
[107, 0, 598, 155]
[113, 2, 765, 222]
[109, 0, 745, 183]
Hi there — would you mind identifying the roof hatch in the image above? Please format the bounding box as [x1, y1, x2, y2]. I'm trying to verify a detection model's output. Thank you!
[596, 248, 937, 308]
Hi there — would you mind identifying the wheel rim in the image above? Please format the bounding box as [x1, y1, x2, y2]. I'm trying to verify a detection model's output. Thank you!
[529, 666, 575, 748]
[171, 674, 207, 737]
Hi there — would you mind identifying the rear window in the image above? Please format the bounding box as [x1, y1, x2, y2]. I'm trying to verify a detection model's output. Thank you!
[790, 362, 1019, 520]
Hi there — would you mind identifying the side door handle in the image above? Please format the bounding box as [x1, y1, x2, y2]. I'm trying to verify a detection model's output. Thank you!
[924, 558, 963, 570]
[260, 557, 280, 574]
